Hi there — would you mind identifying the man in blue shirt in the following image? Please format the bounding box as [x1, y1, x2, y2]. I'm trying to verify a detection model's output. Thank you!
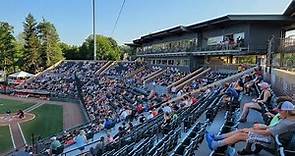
[223, 83, 239, 101]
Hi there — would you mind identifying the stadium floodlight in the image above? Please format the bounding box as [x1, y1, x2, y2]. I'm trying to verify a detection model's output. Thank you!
[92, 0, 96, 60]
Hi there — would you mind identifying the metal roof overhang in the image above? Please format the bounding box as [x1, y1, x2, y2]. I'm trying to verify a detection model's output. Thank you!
[133, 14, 295, 45]
[284, 0, 295, 16]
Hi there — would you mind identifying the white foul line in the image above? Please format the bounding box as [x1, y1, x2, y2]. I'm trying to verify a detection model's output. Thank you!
[17, 123, 27, 145]
[8, 124, 16, 149]
[24, 102, 43, 113]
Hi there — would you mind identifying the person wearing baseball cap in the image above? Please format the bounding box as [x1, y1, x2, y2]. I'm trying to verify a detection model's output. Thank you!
[238, 97, 293, 155]
[205, 101, 295, 151]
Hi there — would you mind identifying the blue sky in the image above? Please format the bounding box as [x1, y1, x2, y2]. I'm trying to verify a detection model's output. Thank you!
[0, 0, 292, 45]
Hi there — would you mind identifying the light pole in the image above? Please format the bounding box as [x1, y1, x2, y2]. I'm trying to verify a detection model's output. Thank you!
[92, 0, 96, 60]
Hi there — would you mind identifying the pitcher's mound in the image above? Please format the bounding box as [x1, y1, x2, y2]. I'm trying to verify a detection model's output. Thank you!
[0, 113, 35, 126]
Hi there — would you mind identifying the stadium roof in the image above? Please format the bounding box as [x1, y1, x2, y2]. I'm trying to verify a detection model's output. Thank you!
[284, 0, 295, 16]
[133, 14, 295, 45]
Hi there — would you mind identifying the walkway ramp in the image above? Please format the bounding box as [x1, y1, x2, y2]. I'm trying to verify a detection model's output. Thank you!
[127, 67, 145, 78]
[143, 69, 167, 84]
[167, 67, 203, 90]
[99, 61, 117, 76]
[141, 69, 163, 82]
[174, 68, 211, 92]
[95, 61, 110, 75]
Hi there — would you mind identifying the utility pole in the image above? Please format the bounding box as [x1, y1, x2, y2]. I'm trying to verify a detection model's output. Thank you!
[93, 0, 96, 60]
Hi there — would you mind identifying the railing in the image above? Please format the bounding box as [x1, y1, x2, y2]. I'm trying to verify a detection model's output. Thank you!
[201, 64, 255, 72]
[137, 43, 248, 55]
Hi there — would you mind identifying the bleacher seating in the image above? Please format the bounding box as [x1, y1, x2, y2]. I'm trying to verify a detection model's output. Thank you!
[14, 62, 294, 156]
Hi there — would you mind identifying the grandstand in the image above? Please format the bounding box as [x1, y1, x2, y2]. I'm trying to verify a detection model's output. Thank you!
[1, 1, 295, 156]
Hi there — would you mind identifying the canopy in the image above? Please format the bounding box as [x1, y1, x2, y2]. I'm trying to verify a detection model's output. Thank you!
[8, 71, 34, 78]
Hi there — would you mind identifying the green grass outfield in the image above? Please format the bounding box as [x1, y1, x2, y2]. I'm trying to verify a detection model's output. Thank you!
[0, 99, 34, 114]
[21, 104, 63, 144]
[0, 126, 13, 153]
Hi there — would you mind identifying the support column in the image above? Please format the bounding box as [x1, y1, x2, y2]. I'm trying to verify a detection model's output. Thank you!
[229, 56, 233, 64]
[255, 55, 258, 65]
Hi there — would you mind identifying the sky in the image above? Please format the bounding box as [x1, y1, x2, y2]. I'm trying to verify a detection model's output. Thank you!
[0, 0, 292, 45]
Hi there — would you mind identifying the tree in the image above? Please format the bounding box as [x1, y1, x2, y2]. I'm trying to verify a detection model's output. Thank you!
[60, 42, 80, 60]
[119, 45, 136, 60]
[79, 35, 122, 60]
[23, 13, 41, 74]
[14, 33, 25, 71]
[0, 22, 16, 73]
[38, 18, 63, 68]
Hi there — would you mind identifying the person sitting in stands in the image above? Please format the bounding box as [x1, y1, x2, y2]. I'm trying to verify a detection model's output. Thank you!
[234, 78, 244, 95]
[244, 74, 255, 95]
[177, 89, 183, 97]
[16, 110, 25, 119]
[223, 83, 239, 101]
[161, 112, 172, 134]
[189, 94, 199, 105]
[105, 133, 114, 144]
[114, 126, 126, 141]
[205, 101, 295, 151]
[74, 130, 88, 153]
[191, 80, 199, 90]
[239, 82, 272, 123]
[152, 108, 159, 117]
[104, 117, 113, 130]
[238, 97, 293, 155]
[163, 103, 172, 114]
[136, 104, 144, 114]
[90, 137, 104, 156]
[127, 122, 134, 133]
[138, 114, 146, 124]
[49, 136, 63, 155]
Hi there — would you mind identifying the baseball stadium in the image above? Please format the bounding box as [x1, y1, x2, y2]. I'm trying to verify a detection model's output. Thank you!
[0, 0, 295, 156]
